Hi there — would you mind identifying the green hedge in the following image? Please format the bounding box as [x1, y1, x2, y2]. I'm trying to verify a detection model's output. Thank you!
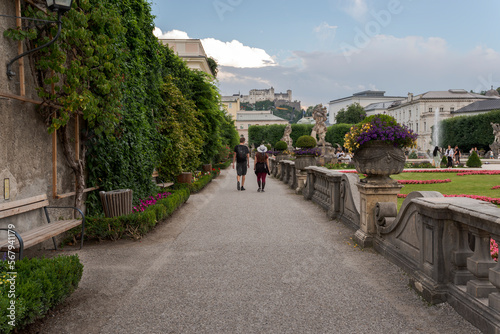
[249, 123, 353, 148]
[0, 255, 83, 333]
[214, 160, 231, 169]
[84, 187, 190, 241]
[440, 109, 500, 152]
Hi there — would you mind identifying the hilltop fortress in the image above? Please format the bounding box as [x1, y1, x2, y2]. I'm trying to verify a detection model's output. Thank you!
[240, 87, 300, 110]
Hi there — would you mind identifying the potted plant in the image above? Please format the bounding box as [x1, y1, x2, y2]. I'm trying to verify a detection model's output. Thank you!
[344, 114, 417, 183]
[294, 135, 319, 170]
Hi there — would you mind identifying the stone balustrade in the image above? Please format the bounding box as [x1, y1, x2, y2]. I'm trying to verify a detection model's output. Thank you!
[268, 159, 500, 332]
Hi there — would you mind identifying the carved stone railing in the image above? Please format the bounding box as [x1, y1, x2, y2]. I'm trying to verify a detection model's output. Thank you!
[375, 192, 500, 333]
[302, 167, 360, 229]
[282, 160, 292, 185]
[282, 160, 296, 190]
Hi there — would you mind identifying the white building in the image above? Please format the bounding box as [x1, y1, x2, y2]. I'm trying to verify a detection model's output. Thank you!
[386, 89, 500, 152]
[159, 39, 214, 76]
[240, 87, 292, 104]
[236, 111, 288, 142]
[328, 90, 404, 124]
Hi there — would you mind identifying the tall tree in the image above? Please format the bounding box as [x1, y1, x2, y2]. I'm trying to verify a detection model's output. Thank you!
[335, 103, 366, 124]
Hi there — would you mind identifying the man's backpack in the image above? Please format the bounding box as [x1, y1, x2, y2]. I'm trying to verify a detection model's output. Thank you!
[236, 145, 247, 161]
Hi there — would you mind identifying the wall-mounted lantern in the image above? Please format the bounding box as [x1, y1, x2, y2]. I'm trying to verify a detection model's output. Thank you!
[5, 0, 73, 79]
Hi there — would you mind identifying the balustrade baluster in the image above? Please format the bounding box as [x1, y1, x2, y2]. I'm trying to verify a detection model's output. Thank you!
[452, 222, 474, 285]
[466, 227, 497, 298]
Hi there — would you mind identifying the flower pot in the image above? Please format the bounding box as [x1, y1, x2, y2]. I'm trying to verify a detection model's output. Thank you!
[294, 155, 317, 170]
[177, 172, 192, 184]
[202, 164, 212, 172]
[352, 141, 405, 184]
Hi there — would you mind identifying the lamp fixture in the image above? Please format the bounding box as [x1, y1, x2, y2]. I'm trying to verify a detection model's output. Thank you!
[5, 0, 73, 79]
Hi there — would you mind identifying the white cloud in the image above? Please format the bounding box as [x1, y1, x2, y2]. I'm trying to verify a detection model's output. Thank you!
[202, 38, 276, 68]
[154, 28, 276, 68]
[153, 28, 190, 39]
[313, 22, 338, 43]
[343, 0, 368, 21]
[217, 34, 500, 108]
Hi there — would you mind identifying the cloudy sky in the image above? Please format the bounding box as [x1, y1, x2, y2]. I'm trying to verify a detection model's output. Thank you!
[151, 0, 500, 108]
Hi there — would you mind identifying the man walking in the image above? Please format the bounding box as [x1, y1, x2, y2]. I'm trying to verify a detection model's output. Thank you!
[445, 145, 454, 168]
[233, 137, 250, 191]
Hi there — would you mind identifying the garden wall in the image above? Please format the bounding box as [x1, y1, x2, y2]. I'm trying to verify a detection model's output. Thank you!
[0, 2, 75, 244]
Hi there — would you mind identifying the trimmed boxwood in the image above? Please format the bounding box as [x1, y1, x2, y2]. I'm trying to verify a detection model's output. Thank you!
[466, 151, 482, 168]
[0, 255, 83, 333]
[275, 140, 288, 151]
[296, 135, 317, 148]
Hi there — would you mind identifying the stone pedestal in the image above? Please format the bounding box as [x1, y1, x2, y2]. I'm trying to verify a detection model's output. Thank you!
[354, 181, 402, 247]
[295, 171, 307, 194]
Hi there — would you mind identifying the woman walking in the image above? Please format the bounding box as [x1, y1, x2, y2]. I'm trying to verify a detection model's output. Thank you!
[254, 145, 270, 192]
[432, 146, 441, 168]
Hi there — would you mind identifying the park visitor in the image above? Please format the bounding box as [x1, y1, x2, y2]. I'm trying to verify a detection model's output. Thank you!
[432, 146, 441, 168]
[254, 145, 270, 192]
[233, 137, 250, 191]
[454, 146, 461, 165]
[445, 145, 454, 168]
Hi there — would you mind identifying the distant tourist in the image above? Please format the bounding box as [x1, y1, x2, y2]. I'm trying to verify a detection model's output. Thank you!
[454, 146, 461, 165]
[491, 151, 495, 159]
[233, 137, 250, 191]
[445, 145, 454, 168]
[254, 145, 270, 192]
[432, 146, 441, 168]
[336, 149, 345, 160]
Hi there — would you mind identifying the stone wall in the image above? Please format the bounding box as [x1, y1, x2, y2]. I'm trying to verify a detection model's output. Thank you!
[0, 2, 76, 245]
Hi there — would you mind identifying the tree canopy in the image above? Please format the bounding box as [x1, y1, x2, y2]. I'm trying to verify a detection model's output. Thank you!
[335, 103, 366, 124]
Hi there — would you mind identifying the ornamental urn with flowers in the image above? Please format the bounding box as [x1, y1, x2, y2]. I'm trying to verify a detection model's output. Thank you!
[344, 114, 417, 184]
[294, 135, 319, 170]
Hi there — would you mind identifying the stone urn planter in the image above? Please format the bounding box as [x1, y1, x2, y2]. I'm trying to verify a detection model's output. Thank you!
[177, 172, 193, 184]
[352, 141, 406, 184]
[294, 155, 317, 171]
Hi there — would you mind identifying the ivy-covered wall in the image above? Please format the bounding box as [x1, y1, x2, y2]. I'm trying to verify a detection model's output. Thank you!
[5, 0, 239, 215]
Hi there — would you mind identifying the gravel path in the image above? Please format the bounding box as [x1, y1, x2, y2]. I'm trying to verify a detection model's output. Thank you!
[24, 165, 480, 333]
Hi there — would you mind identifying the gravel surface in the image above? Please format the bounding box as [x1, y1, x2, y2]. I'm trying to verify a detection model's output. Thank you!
[23, 165, 481, 333]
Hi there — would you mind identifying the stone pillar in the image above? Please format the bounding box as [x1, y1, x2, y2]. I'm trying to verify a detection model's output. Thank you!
[354, 181, 402, 248]
[466, 227, 496, 298]
[295, 171, 307, 195]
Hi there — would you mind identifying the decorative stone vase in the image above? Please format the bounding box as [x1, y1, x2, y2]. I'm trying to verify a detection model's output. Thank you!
[202, 164, 212, 172]
[352, 141, 405, 184]
[177, 172, 192, 184]
[275, 152, 287, 162]
[294, 155, 317, 171]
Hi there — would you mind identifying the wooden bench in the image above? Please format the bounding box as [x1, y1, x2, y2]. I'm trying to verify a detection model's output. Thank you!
[152, 170, 173, 189]
[0, 195, 85, 259]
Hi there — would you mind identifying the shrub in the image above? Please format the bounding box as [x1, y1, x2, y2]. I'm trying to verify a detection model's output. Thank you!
[274, 140, 288, 151]
[214, 160, 231, 169]
[466, 151, 483, 168]
[441, 156, 448, 167]
[296, 135, 317, 148]
[83, 188, 190, 241]
[325, 123, 352, 147]
[408, 151, 418, 159]
[0, 255, 83, 333]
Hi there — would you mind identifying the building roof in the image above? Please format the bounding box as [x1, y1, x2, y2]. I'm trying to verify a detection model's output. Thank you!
[236, 112, 287, 122]
[486, 88, 500, 97]
[416, 89, 497, 100]
[329, 90, 404, 103]
[221, 96, 239, 102]
[297, 117, 316, 125]
[453, 99, 500, 114]
[364, 101, 400, 111]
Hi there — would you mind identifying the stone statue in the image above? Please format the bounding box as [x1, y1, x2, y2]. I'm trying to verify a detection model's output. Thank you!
[311, 104, 328, 145]
[281, 124, 293, 150]
[490, 123, 500, 158]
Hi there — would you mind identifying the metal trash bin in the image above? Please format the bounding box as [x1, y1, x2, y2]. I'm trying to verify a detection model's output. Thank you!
[99, 189, 133, 218]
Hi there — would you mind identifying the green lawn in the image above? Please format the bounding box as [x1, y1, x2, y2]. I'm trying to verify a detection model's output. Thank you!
[389, 172, 500, 208]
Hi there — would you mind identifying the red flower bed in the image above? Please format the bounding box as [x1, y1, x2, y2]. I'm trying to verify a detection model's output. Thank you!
[397, 179, 451, 184]
[493, 185, 500, 190]
[403, 169, 470, 173]
[457, 170, 500, 176]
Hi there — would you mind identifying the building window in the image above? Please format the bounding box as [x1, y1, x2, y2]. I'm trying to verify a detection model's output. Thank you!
[228, 103, 232, 108]
[416, 123, 419, 132]
[440, 107, 444, 112]
[429, 108, 432, 113]
[424, 122, 427, 131]
[450, 107, 455, 112]
[240, 126, 243, 129]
